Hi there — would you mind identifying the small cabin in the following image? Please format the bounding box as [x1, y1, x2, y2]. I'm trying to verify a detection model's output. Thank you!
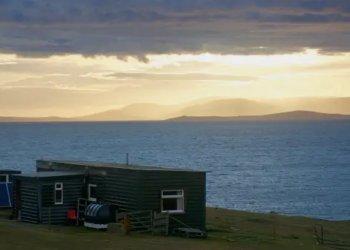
[0, 169, 21, 208]
[13, 171, 85, 224]
[13, 160, 206, 230]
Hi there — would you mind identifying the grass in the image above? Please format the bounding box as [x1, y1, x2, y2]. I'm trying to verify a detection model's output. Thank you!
[1, 208, 350, 250]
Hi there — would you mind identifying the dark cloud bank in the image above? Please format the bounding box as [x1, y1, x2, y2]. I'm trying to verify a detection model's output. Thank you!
[1, 0, 350, 60]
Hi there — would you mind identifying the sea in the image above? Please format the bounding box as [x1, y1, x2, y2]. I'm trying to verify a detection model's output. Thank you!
[0, 121, 349, 221]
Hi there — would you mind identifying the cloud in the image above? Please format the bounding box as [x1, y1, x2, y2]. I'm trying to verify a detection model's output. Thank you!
[1, 74, 141, 91]
[246, 12, 350, 23]
[45, 73, 71, 77]
[0, 78, 104, 92]
[80, 72, 118, 81]
[1, 0, 350, 59]
[0, 61, 17, 65]
[107, 72, 259, 82]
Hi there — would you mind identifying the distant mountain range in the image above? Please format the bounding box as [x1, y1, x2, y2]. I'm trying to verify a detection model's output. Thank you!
[166, 111, 350, 122]
[1, 97, 350, 122]
[0, 116, 71, 123]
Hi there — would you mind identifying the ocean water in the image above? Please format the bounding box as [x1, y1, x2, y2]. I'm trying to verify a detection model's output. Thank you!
[0, 121, 349, 220]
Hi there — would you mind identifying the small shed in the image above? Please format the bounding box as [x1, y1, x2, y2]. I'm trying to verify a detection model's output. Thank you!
[0, 169, 21, 208]
[37, 160, 207, 230]
[13, 171, 85, 224]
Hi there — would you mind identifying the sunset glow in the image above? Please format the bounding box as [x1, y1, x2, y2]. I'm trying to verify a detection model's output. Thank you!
[1, 49, 350, 117]
[1, 1, 350, 117]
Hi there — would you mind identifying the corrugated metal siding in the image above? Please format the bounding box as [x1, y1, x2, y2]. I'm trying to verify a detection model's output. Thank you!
[9, 173, 20, 182]
[36, 160, 206, 229]
[103, 169, 141, 212]
[37, 161, 107, 202]
[21, 181, 39, 224]
[38, 162, 141, 212]
[12, 179, 17, 218]
[141, 171, 206, 230]
[40, 178, 83, 224]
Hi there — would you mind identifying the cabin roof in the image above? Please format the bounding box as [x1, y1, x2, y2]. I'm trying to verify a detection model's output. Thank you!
[16, 171, 85, 179]
[39, 159, 206, 172]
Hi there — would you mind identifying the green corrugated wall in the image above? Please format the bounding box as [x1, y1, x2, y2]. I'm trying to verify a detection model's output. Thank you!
[140, 171, 206, 230]
[40, 177, 83, 224]
[19, 180, 39, 224]
[103, 169, 141, 212]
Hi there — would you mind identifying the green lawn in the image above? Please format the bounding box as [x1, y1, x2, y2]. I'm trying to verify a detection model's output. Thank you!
[0, 208, 349, 250]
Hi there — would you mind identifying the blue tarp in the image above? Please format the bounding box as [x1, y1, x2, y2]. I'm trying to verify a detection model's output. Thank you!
[0, 183, 12, 208]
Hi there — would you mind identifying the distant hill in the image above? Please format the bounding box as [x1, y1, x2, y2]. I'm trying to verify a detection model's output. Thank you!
[170, 98, 283, 117]
[118, 103, 179, 120]
[265, 97, 350, 115]
[66, 98, 231, 121]
[76, 109, 141, 121]
[3, 97, 350, 122]
[0, 116, 71, 123]
[75, 103, 180, 121]
[166, 111, 350, 122]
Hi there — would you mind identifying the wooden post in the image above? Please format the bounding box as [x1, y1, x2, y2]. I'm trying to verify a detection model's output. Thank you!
[76, 199, 79, 226]
[152, 212, 156, 236]
[314, 226, 320, 244]
[126, 153, 129, 165]
[270, 211, 277, 240]
[226, 217, 229, 241]
[48, 207, 51, 230]
[166, 212, 170, 236]
[314, 225, 323, 245]
[124, 213, 129, 234]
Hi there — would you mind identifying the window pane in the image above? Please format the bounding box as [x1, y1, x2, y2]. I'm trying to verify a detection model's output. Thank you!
[163, 198, 178, 211]
[0, 175, 7, 182]
[90, 186, 97, 199]
[177, 198, 184, 210]
[163, 190, 183, 196]
[55, 190, 62, 203]
[55, 183, 62, 189]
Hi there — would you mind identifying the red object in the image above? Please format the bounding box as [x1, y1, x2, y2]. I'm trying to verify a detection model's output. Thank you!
[67, 210, 77, 219]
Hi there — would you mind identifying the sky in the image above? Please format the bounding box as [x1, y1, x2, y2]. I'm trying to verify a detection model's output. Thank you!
[1, 0, 350, 117]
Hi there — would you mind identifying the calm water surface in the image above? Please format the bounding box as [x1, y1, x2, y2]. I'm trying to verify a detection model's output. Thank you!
[0, 121, 349, 220]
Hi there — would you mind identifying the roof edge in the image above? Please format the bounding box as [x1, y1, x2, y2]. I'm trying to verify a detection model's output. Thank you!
[37, 159, 207, 173]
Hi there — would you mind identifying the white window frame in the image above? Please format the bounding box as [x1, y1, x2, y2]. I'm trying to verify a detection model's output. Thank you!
[0, 175, 9, 183]
[54, 183, 63, 205]
[88, 184, 97, 202]
[161, 190, 185, 214]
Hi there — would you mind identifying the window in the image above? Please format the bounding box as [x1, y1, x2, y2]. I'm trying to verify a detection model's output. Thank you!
[88, 184, 97, 202]
[0, 175, 9, 183]
[161, 190, 185, 213]
[54, 183, 63, 205]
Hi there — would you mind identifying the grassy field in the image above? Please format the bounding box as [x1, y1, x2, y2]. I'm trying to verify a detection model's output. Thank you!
[1, 208, 350, 250]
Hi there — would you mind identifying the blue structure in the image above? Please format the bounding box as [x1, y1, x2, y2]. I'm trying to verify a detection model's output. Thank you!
[0, 170, 21, 208]
[0, 183, 12, 207]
